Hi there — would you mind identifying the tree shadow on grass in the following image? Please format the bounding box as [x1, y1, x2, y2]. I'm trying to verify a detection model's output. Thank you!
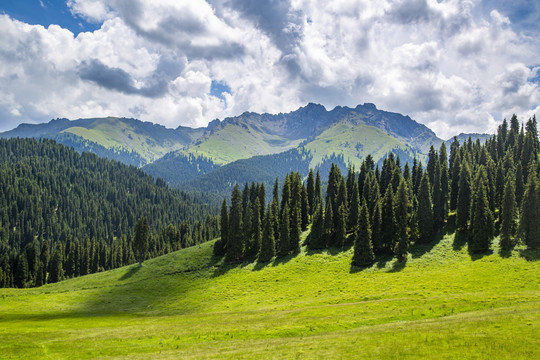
[118, 265, 140, 281]
[452, 230, 469, 251]
[518, 248, 540, 261]
[388, 257, 407, 273]
[468, 247, 493, 260]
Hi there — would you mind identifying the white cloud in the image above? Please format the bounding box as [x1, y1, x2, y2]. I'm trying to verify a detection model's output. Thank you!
[0, 0, 538, 140]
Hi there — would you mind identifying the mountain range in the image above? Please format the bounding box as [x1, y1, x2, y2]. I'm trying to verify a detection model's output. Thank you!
[0, 103, 488, 197]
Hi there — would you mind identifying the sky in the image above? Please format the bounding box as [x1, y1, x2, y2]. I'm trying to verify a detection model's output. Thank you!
[0, 0, 539, 139]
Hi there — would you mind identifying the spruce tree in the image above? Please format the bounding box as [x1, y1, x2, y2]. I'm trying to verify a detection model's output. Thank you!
[352, 203, 374, 267]
[307, 168, 315, 215]
[290, 203, 302, 253]
[309, 202, 325, 249]
[301, 185, 309, 231]
[314, 169, 322, 208]
[259, 206, 275, 262]
[227, 185, 244, 262]
[456, 161, 472, 230]
[371, 200, 383, 253]
[500, 177, 517, 252]
[394, 179, 410, 262]
[214, 199, 228, 256]
[381, 186, 397, 253]
[250, 199, 262, 257]
[519, 168, 540, 249]
[417, 173, 434, 243]
[469, 166, 494, 253]
[348, 180, 360, 233]
[334, 204, 347, 248]
[134, 216, 149, 268]
[324, 201, 334, 247]
[278, 204, 290, 257]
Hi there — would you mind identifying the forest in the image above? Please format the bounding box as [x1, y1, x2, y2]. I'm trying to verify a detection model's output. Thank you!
[216, 115, 540, 265]
[0, 138, 219, 288]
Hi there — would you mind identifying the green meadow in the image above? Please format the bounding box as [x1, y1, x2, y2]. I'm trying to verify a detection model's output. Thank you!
[1, 228, 539, 359]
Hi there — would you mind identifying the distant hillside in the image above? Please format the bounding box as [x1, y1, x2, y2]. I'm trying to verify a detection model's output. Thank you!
[446, 132, 492, 146]
[1, 103, 454, 190]
[0, 117, 204, 166]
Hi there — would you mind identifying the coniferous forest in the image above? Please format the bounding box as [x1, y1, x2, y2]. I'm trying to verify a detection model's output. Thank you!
[216, 115, 540, 265]
[0, 138, 219, 288]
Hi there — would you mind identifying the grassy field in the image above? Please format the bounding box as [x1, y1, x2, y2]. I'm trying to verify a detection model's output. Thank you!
[1, 228, 539, 359]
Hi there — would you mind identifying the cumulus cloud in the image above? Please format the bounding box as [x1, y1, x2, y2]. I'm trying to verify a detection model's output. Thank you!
[0, 0, 538, 139]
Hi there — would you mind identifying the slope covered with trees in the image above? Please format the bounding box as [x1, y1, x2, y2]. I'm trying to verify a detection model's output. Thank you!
[0, 138, 218, 288]
[217, 115, 540, 266]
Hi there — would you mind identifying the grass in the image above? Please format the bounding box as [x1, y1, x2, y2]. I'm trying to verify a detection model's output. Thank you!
[1, 230, 539, 359]
[304, 122, 415, 169]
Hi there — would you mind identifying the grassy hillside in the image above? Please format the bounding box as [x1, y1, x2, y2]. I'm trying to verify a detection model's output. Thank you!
[1, 227, 539, 359]
[304, 121, 421, 169]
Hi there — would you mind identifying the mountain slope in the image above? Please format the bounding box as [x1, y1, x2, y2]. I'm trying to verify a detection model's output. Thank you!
[0, 232, 538, 358]
[0, 117, 204, 166]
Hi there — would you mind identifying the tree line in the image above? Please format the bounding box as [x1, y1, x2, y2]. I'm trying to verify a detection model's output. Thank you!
[0, 138, 219, 288]
[216, 115, 540, 266]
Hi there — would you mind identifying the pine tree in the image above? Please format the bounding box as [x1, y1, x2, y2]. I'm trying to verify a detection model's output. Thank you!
[259, 206, 275, 262]
[515, 163, 525, 207]
[352, 203, 374, 267]
[134, 216, 149, 268]
[214, 199, 228, 256]
[500, 177, 517, 252]
[314, 169, 322, 208]
[324, 201, 334, 247]
[250, 199, 262, 257]
[519, 168, 540, 249]
[394, 179, 410, 262]
[432, 158, 444, 231]
[278, 204, 290, 257]
[309, 202, 326, 249]
[301, 185, 309, 231]
[307, 168, 315, 216]
[469, 166, 494, 253]
[381, 186, 397, 253]
[456, 161, 472, 230]
[417, 173, 434, 243]
[227, 185, 244, 262]
[290, 203, 302, 253]
[371, 200, 383, 253]
[334, 204, 347, 248]
[348, 180, 360, 233]
[439, 142, 449, 222]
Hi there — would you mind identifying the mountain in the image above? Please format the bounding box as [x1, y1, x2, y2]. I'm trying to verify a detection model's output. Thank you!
[1, 103, 470, 194]
[446, 132, 492, 146]
[0, 117, 204, 166]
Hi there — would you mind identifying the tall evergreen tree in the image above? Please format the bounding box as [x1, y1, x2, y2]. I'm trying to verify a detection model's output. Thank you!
[519, 168, 540, 249]
[500, 177, 517, 252]
[380, 186, 397, 253]
[307, 168, 315, 216]
[250, 199, 262, 257]
[301, 185, 310, 231]
[348, 180, 360, 233]
[278, 204, 290, 257]
[371, 200, 383, 253]
[417, 173, 434, 243]
[394, 179, 410, 262]
[352, 203, 374, 267]
[134, 216, 149, 268]
[214, 199, 228, 256]
[259, 206, 275, 262]
[324, 201, 334, 247]
[334, 204, 347, 248]
[456, 161, 472, 230]
[469, 166, 494, 253]
[309, 201, 326, 249]
[290, 203, 302, 253]
[227, 185, 244, 262]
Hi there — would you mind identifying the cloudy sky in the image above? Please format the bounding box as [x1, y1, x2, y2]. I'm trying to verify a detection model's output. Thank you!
[0, 0, 539, 139]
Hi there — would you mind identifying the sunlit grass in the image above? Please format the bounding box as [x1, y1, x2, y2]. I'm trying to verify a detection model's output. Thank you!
[1, 230, 539, 359]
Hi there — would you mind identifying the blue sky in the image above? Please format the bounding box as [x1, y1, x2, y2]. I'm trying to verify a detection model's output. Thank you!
[0, 0, 538, 138]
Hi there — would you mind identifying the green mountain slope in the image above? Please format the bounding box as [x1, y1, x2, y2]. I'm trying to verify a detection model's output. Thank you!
[1, 231, 538, 359]
[0, 117, 204, 166]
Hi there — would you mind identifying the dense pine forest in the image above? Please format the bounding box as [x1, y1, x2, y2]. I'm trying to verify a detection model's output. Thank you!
[217, 115, 540, 265]
[0, 138, 219, 288]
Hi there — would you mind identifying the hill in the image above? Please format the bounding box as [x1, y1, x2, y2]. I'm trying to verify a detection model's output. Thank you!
[0, 117, 204, 166]
[0, 138, 218, 288]
[0, 232, 538, 359]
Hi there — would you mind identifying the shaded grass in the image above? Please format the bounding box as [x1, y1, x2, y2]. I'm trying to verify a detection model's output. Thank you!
[1, 231, 539, 359]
